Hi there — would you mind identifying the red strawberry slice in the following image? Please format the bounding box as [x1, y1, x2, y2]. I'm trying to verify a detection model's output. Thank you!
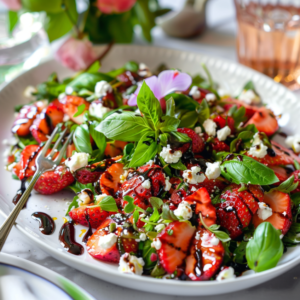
[104, 140, 127, 158]
[100, 163, 124, 196]
[120, 235, 139, 254]
[189, 178, 227, 197]
[222, 98, 258, 120]
[213, 115, 235, 132]
[30, 114, 51, 143]
[177, 128, 204, 154]
[270, 166, 290, 183]
[34, 165, 74, 195]
[203, 134, 230, 153]
[185, 227, 224, 281]
[69, 205, 110, 229]
[12, 105, 38, 136]
[252, 190, 292, 235]
[184, 187, 216, 227]
[75, 165, 104, 184]
[18, 145, 41, 180]
[87, 218, 122, 262]
[157, 221, 196, 274]
[246, 107, 278, 136]
[290, 170, 300, 193]
[67, 144, 76, 158]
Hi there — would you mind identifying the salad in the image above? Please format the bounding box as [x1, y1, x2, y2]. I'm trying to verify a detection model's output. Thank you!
[4, 59, 300, 282]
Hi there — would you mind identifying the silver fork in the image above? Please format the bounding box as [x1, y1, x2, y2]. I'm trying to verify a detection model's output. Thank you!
[0, 127, 73, 251]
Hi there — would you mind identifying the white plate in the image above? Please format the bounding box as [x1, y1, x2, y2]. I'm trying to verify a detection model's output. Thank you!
[0, 253, 95, 300]
[0, 45, 299, 296]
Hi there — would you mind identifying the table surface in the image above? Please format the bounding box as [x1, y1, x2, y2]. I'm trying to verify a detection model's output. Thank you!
[2, 0, 300, 299]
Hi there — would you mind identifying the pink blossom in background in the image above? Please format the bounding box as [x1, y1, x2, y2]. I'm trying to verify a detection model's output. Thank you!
[1, 0, 21, 10]
[56, 38, 97, 71]
[97, 0, 137, 14]
[128, 70, 192, 107]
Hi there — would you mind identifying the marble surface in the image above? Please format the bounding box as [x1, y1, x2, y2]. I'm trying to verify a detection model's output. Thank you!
[2, 0, 300, 299]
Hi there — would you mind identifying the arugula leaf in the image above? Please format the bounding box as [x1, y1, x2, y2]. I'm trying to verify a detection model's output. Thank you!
[96, 111, 152, 142]
[166, 97, 175, 117]
[137, 81, 162, 129]
[246, 222, 283, 272]
[73, 124, 93, 154]
[150, 197, 164, 209]
[219, 153, 279, 185]
[129, 132, 157, 168]
[73, 104, 86, 117]
[98, 196, 118, 212]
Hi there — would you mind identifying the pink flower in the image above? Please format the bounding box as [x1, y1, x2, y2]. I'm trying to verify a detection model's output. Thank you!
[97, 0, 136, 14]
[56, 38, 97, 71]
[128, 70, 192, 107]
[1, 0, 21, 10]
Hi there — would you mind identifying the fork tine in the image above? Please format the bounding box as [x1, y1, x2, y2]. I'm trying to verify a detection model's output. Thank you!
[47, 128, 68, 159]
[39, 127, 59, 156]
[53, 132, 74, 165]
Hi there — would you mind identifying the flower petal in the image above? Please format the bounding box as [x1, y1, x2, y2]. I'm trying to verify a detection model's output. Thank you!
[158, 70, 192, 97]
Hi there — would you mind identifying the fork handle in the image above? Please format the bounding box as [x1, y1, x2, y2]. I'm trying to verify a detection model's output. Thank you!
[0, 171, 41, 251]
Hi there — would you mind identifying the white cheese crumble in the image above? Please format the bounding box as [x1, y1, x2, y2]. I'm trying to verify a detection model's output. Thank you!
[194, 126, 202, 135]
[205, 93, 216, 103]
[155, 224, 165, 232]
[95, 80, 112, 97]
[65, 152, 89, 172]
[164, 176, 172, 191]
[203, 264, 212, 272]
[217, 126, 231, 141]
[216, 267, 236, 281]
[257, 202, 272, 220]
[89, 102, 111, 119]
[118, 253, 145, 276]
[160, 144, 182, 164]
[24, 85, 37, 99]
[189, 86, 200, 100]
[200, 231, 220, 247]
[95, 193, 108, 203]
[151, 238, 162, 250]
[98, 233, 117, 249]
[141, 179, 151, 189]
[147, 160, 154, 166]
[191, 186, 197, 192]
[174, 201, 193, 220]
[139, 233, 147, 241]
[203, 119, 217, 136]
[195, 231, 201, 240]
[238, 89, 260, 105]
[77, 190, 92, 205]
[285, 134, 300, 153]
[183, 166, 205, 184]
[248, 132, 268, 158]
[205, 162, 221, 180]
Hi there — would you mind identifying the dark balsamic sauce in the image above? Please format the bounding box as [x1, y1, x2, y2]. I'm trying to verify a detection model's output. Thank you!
[12, 178, 27, 207]
[194, 249, 203, 277]
[59, 221, 84, 255]
[222, 206, 243, 229]
[31, 212, 55, 235]
[82, 209, 93, 243]
[267, 148, 276, 157]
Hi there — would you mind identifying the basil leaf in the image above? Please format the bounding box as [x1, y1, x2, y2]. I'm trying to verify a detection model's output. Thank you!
[137, 81, 162, 129]
[124, 61, 139, 72]
[166, 93, 199, 111]
[269, 175, 298, 193]
[170, 131, 191, 143]
[129, 133, 157, 168]
[159, 116, 180, 133]
[166, 97, 175, 117]
[90, 121, 106, 156]
[234, 240, 247, 264]
[124, 195, 135, 213]
[170, 160, 187, 170]
[220, 154, 279, 185]
[143, 239, 157, 270]
[246, 222, 283, 272]
[180, 110, 199, 128]
[243, 80, 256, 91]
[159, 133, 169, 147]
[96, 111, 152, 142]
[282, 223, 300, 246]
[197, 99, 210, 124]
[133, 210, 139, 226]
[86, 61, 101, 73]
[73, 104, 87, 118]
[73, 124, 93, 154]
[162, 204, 178, 221]
[150, 197, 164, 209]
[66, 196, 79, 215]
[295, 160, 300, 170]
[99, 196, 118, 212]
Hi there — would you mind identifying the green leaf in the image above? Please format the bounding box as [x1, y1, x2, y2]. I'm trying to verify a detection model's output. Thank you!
[282, 223, 300, 245]
[90, 121, 106, 156]
[197, 99, 210, 124]
[295, 160, 300, 170]
[73, 124, 93, 154]
[291, 192, 300, 205]
[243, 80, 256, 91]
[179, 110, 199, 128]
[162, 204, 178, 221]
[137, 81, 162, 129]
[129, 132, 158, 168]
[73, 104, 86, 117]
[133, 210, 139, 226]
[166, 97, 175, 117]
[124, 196, 135, 213]
[143, 240, 157, 270]
[86, 61, 100, 73]
[269, 175, 298, 193]
[22, 0, 65, 12]
[170, 131, 191, 143]
[150, 263, 166, 277]
[66, 196, 79, 215]
[99, 196, 118, 212]
[124, 61, 139, 72]
[234, 240, 248, 264]
[7, 11, 18, 34]
[159, 133, 169, 147]
[150, 197, 163, 210]
[159, 116, 180, 133]
[166, 93, 199, 111]
[170, 160, 187, 170]
[97, 111, 152, 142]
[219, 154, 279, 185]
[246, 222, 283, 272]
[202, 63, 214, 89]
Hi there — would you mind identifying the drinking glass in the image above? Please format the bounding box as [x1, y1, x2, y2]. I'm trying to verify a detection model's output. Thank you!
[234, 0, 300, 90]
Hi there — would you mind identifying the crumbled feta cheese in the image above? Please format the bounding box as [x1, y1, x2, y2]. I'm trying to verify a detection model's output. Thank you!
[205, 93, 216, 103]
[189, 86, 200, 100]
[95, 80, 112, 97]
[77, 190, 92, 205]
[65, 152, 89, 172]
[195, 231, 201, 240]
[139, 233, 147, 241]
[24, 86, 37, 99]
[98, 233, 117, 249]
[217, 126, 231, 141]
[200, 231, 220, 247]
[164, 177, 172, 192]
[205, 162, 221, 180]
[216, 267, 236, 281]
[174, 201, 193, 220]
[285, 134, 300, 153]
[58, 93, 66, 101]
[191, 186, 197, 192]
[217, 88, 229, 97]
[203, 119, 217, 136]
[257, 202, 272, 220]
[203, 264, 212, 271]
[138, 63, 151, 77]
[155, 224, 165, 232]
[160, 144, 182, 164]
[147, 160, 154, 166]
[238, 89, 260, 105]
[89, 102, 111, 119]
[118, 253, 145, 275]
[183, 166, 205, 184]
[95, 193, 108, 203]
[151, 238, 162, 250]
[194, 126, 202, 135]
[63, 114, 70, 122]
[248, 133, 268, 158]
[65, 86, 73, 95]
[142, 179, 151, 189]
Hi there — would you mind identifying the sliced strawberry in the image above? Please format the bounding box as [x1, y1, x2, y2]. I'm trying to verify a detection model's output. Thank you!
[246, 107, 278, 136]
[185, 228, 224, 281]
[204, 134, 230, 153]
[12, 105, 38, 136]
[222, 98, 258, 120]
[104, 140, 127, 158]
[69, 205, 109, 229]
[157, 221, 196, 274]
[189, 178, 227, 197]
[75, 165, 104, 184]
[45, 103, 64, 127]
[270, 166, 293, 185]
[170, 189, 187, 205]
[19, 145, 41, 180]
[117, 71, 140, 90]
[86, 218, 121, 262]
[67, 144, 76, 158]
[59, 95, 90, 124]
[30, 114, 51, 143]
[252, 190, 292, 235]
[177, 128, 204, 154]
[120, 236, 139, 254]
[34, 165, 74, 195]
[100, 163, 124, 196]
[12, 161, 22, 178]
[184, 187, 216, 227]
[127, 214, 145, 228]
[213, 115, 235, 132]
[290, 170, 300, 193]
